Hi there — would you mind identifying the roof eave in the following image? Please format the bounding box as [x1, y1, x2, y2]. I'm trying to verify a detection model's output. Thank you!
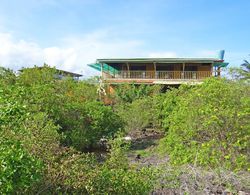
[97, 58, 222, 64]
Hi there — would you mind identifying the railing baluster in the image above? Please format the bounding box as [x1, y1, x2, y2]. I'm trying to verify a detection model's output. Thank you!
[107, 70, 212, 80]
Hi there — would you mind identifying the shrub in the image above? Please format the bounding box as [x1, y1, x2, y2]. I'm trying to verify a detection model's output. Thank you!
[18, 65, 57, 86]
[33, 148, 96, 194]
[159, 78, 250, 170]
[85, 136, 158, 194]
[115, 96, 160, 132]
[17, 66, 97, 117]
[0, 97, 96, 194]
[114, 84, 161, 103]
[16, 66, 116, 151]
[0, 66, 158, 194]
[59, 101, 124, 151]
[0, 85, 60, 161]
[0, 139, 43, 194]
[0, 67, 16, 86]
[0, 86, 61, 192]
[159, 85, 191, 131]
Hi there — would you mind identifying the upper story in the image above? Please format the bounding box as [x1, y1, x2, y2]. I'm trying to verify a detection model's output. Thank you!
[89, 51, 229, 85]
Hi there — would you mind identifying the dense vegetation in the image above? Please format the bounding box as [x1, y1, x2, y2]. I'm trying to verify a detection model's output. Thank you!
[0, 65, 249, 194]
[159, 79, 249, 170]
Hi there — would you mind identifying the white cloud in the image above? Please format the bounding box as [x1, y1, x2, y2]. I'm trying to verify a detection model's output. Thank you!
[0, 33, 42, 69]
[1, 31, 244, 78]
[0, 31, 143, 77]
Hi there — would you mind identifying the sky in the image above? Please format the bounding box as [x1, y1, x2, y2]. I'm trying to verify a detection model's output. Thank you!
[0, 0, 249, 77]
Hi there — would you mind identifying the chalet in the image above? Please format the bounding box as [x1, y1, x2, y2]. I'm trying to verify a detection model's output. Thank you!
[88, 50, 228, 86]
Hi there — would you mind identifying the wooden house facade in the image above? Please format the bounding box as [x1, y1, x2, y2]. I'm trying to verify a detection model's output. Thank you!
[89, 57, 228, 85]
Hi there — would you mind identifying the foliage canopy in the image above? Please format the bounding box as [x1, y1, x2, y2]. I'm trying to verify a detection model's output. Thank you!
[159, 78, 250, 170]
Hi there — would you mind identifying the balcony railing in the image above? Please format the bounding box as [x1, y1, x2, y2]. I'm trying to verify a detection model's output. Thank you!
[104, 71, 212, 80]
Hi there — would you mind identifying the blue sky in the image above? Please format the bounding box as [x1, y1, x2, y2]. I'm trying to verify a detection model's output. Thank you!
[0, 0, 249, 76]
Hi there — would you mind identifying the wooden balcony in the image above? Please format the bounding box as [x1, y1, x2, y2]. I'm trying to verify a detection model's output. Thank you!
[103, 71, 212, 84]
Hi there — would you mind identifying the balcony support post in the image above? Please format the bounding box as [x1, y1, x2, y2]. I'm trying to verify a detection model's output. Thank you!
[182, 63, 185, 79]
[101, 63, 103, 78]
[126, 62, 130, 78]
[214, 66, 217, 77]
[218, 67, 221, 77]
[153, 62, 157, 79]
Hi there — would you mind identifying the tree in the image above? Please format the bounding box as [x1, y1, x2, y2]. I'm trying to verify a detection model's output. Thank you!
[229, 58, 250, 81]
[240, 59, 250, 80]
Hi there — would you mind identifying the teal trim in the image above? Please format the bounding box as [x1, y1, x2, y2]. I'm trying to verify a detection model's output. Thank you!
[218, 50, 225, 60]
[97, 58, 220, 64]
[88, 63, 101, 71]
[213, 62, 229, 67]
[88, 63, 119, 74]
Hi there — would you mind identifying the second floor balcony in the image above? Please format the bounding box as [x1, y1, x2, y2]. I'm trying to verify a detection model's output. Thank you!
[104, 70, 212, 82]
[88, 58, 229, 85]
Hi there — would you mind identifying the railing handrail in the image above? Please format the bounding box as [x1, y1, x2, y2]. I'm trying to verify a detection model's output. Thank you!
[112, 70, 211, 72]
[103, 70, 212, 80]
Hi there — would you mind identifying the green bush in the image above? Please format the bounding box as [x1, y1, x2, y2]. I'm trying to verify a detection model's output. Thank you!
[0, 65, 158, 194]
[16, 66, 118, 150]
[115, 96, 161, 132]
[114, 84, 161, 103]
[0, 84, 62, 192]
[87, 166, 156, 195]
[159, 85, 191, 131]
[159, 78, 250, 170]
[0, 84, 60, 160]
[2, 64, 249, 193]
[0, 67, 16, 86]
[33, 148, 96, 194]
[3, 66, 115, 149]
[17, 66, 97, 117]
[60, 101, 124, 151]
[0, 139, 43, 194]
[85, 136, 158, 195]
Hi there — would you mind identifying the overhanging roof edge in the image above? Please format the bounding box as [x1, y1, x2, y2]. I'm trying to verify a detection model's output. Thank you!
[97, 58, 223, 63]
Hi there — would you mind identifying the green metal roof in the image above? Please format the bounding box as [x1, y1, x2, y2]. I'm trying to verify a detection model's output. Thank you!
[88, 63, 119, 74]
[213, 62, 229, 67]
[97, 58, 223, 64]
[88, 58, 229, 73]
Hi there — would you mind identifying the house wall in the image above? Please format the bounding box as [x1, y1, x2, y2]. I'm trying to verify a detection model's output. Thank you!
[146, 63, 154, 71]
[197, 65, 212, 71]
[185, 63, 212, 72]
[197, 64, 213, 77]
[121, 63, 129, 71]
[107, 62, 212, 72]
[104, 62, 213, 80]
[145, 64, 155, 78]
[174, 64, 181, 79]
